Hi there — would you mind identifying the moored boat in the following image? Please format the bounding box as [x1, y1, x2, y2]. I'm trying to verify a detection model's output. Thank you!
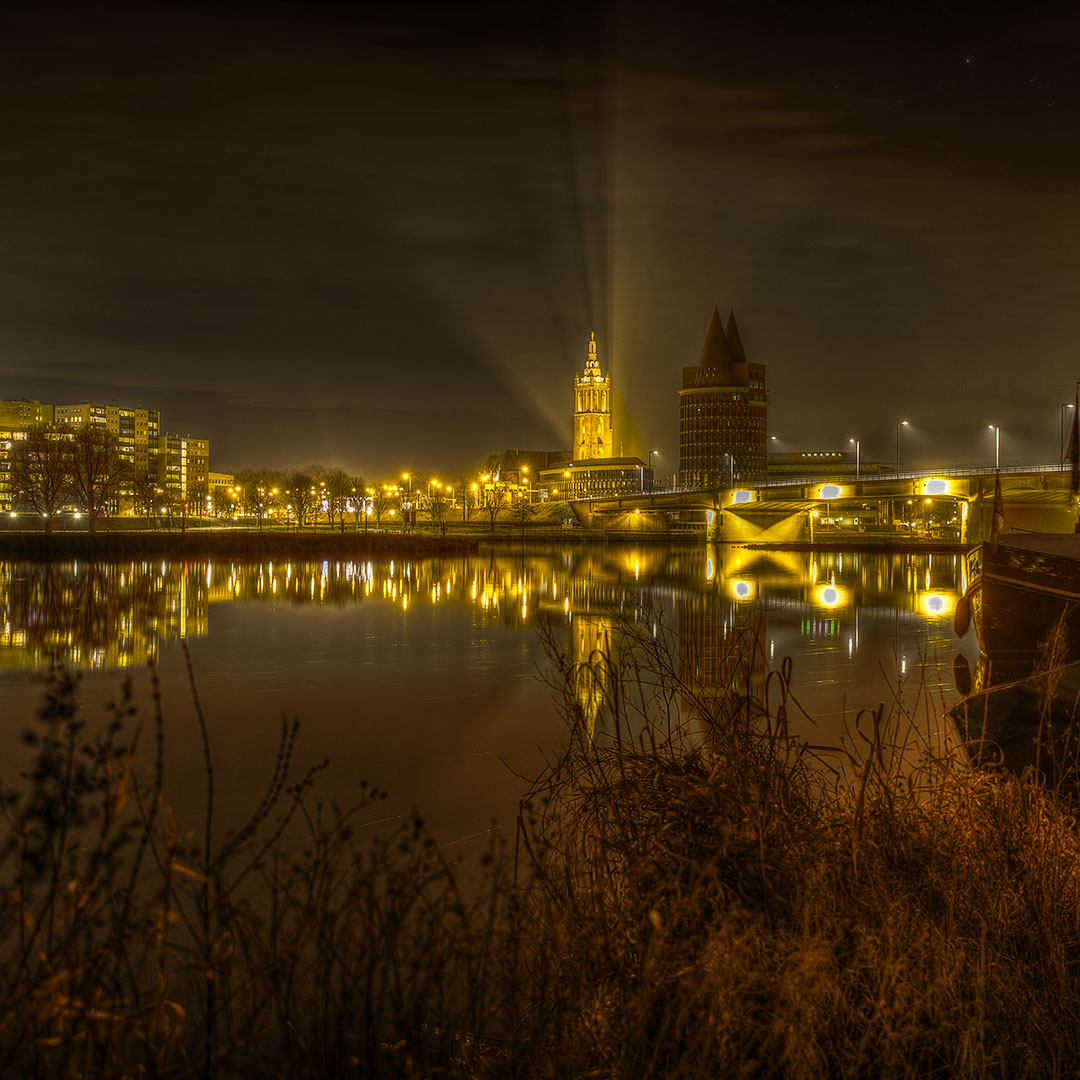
[954, 533, 1080, 690]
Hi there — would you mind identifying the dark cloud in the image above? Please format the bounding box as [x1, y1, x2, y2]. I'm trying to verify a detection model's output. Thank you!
[0, 1, 1078, 475]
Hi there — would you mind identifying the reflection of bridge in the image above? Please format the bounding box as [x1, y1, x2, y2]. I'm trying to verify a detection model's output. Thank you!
[570, 464, 1077, 542]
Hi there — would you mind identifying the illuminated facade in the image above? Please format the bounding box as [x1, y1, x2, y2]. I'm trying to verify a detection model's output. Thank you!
[679, 308, 767, 487]
[54, 402, 161, 480]
[158, 434, 210, 504]
[539, 333, 652, 498]
[0, 402, 52, 510]
[0, 400, 51, 428]
[574, 332, 612, 460]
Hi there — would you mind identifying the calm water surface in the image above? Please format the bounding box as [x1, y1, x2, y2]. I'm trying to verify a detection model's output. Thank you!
[0, 544, 979, 843]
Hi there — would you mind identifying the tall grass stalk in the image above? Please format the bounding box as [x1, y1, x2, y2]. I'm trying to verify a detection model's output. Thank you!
[2, 615, 1080, 1075]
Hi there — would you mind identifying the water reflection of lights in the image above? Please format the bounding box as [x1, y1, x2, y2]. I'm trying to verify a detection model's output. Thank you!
[730, 579, 753, 602]
[918, 591, 955, 618]
[816, 583, 846, 609]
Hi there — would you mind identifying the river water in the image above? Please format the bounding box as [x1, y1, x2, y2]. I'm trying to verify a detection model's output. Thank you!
[0, 544, 979, 845]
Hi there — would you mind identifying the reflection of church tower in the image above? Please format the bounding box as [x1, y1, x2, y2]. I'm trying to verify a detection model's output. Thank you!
[574, 332, 612, 460]
[572, 613, 613, 738]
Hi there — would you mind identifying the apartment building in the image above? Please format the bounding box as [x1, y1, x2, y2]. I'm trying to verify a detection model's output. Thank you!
[53, 403, 161, 479]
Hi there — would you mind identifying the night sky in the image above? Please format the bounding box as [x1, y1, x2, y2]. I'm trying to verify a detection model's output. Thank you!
[2, 1, 1079, 478]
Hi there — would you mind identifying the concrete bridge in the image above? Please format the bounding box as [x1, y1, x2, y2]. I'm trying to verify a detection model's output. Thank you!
[568, 463, 1077, 543]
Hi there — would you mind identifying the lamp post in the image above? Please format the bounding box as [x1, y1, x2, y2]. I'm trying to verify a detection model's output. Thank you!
[988, 424, 1000, 470]
[849, 437, 860, 480]
[1062, 403, 1074, 464]
[895, 420, 909, 476]
[645, 448, 658, 492]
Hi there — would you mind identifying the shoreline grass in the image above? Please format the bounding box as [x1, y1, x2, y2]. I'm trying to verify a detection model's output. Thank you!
[3, 619, 1080, 1075]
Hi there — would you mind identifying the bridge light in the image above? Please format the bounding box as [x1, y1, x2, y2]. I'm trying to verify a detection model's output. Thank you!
[819, 484, 841, 499]
[816, 583, 846, 609]
[923, 478, 949, 495]
[731, 579, 754, 602]
[918, 591, 955, 618]
[732, 490, 753, 504]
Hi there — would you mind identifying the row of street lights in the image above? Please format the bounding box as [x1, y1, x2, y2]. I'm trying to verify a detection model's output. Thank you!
[842, 419, 1005, 477]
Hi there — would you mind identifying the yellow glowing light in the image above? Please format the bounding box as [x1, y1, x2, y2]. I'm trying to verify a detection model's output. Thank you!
[816, 583, 846, 608]
[918, 591, 955, 618]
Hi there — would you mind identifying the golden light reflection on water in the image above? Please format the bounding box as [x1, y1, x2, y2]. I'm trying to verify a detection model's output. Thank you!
[0, 548, 968, 711]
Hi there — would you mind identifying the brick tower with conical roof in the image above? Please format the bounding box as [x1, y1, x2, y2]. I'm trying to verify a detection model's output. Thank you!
[678, 308, 768, 487]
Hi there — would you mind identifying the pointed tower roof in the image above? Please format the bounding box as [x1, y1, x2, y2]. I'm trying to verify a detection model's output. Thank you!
[695, 306, 736, 387]
[725, 310, 747, 365]
[580, 330, 604, 381]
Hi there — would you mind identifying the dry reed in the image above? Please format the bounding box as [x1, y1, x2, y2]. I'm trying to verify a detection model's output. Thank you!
[1, 615, 1080, 1077]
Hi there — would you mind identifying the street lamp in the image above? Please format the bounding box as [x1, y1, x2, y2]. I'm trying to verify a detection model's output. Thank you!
[645, 449, 658, 492]
[849, 437, 860, 480]
[988, 423, 1000, 470]
[895, 420, 909, 476]
[1062, 403, 1075, 464]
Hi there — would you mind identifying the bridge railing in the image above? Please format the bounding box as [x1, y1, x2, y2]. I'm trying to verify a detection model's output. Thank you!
[574, 463, 1070, 503]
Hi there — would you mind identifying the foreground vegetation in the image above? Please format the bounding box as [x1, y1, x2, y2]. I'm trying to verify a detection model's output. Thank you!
[4, 621, 1080, 1077]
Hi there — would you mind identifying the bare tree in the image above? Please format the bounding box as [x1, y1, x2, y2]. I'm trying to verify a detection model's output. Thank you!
[370, 485, 393, 529]
[187, 477, 209, 518]
[10, 426, 72, 532]
[286, 472, 315, 528]
[349, 476, 367, 531]
[210, 483, 232, 519]
[513, 491, 532, 539]
[130, 472, 158, 521]
[484, 485, 507, 530]
[428, 486, 451, 536]
[324, 469, 352, 533]
[70, 425, 126, 532]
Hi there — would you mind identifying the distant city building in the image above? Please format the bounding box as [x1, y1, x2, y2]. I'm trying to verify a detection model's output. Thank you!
[54, 402, 161, 479]
[767, 450, 887, 480]
[158, 435, 209, 505]
[0, 400, 51, 428]
[678, 308, 767, 487]
[539, 333, 652, 499]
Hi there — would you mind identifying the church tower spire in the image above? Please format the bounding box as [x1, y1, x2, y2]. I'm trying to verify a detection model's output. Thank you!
[574, 331, 612, 460]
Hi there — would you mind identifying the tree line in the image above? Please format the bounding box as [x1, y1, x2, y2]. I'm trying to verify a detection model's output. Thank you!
[225, 468, 367, 530]
[7, 424, 153, 532]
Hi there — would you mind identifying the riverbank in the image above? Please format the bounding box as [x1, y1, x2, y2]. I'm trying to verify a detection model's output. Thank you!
[5, 620, 1080, 1077]
[0, 528, 476, 560]
[745, 538, 974, 553]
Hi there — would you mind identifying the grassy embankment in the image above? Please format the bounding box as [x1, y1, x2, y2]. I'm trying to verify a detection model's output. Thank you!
[3, 618, 1080, 1076]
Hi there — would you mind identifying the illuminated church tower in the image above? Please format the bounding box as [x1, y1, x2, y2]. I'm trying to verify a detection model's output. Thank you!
[573, 332, 612, 460]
